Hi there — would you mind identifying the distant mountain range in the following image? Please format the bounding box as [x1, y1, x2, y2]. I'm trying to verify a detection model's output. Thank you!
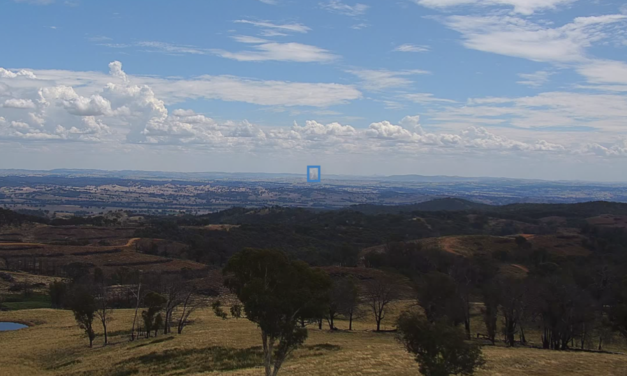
[0, 168, 624, 185]
[349, 198, 627, 217]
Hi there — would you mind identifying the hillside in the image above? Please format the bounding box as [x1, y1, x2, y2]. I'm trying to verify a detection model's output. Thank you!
[0, 208, 47, 228]
[347, 199, 627, 218]
[1, 305, 627, 376]
[348, 198, 493, 215]
[1, 202, 627, 375]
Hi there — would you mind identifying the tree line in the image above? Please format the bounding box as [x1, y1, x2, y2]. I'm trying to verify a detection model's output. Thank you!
[50, 266, 206, 347]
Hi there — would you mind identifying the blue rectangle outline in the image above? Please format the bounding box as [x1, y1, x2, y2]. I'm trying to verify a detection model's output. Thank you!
[307, 166, 321, 183]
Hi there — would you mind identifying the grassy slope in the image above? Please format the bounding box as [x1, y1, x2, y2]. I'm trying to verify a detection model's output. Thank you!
[1, 305, 626, 376]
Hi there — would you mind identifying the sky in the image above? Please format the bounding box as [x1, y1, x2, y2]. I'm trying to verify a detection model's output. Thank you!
[0, 0, 626, 181]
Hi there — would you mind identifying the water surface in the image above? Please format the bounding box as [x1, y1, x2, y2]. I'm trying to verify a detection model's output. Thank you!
[0, 322, 28, 331]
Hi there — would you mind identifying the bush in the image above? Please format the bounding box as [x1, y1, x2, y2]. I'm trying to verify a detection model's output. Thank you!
[396, 312, 485, 376]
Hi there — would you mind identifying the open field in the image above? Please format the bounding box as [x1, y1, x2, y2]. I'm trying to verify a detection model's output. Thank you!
[588, 215, 627, 229]
[0, 225, 207, 276]
[1, 306, 627, 376]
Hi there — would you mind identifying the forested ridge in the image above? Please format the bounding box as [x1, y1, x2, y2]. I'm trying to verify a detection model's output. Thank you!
[3, 199, 627, 376]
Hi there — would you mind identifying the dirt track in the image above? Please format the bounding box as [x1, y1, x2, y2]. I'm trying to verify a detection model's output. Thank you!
[439, 237, 462, 256]
[511, 264, 530, 273]
[0, 243, 44, 247]
[125, 238, 141, 247]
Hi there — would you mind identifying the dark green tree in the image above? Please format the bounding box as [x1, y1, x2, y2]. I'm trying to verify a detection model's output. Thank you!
[337, 243, 360, 267]
[49, 281, 68, 309]
[397, 312, 485, 376]
[212, 300, 228, 320]
[416, 272, 463, 325]
[223, 249, 332, 376]
[230, 303, 243, 319]
[364, 276, 399, 332]
[153, 313, 163, 337]
[141, 291, 166, 338]
[333, 276, 361, 331]
[68, 286, 97, 348]
[481, 285, 499, 345]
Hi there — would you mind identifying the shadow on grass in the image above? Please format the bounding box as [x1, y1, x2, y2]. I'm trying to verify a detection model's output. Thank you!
[0, 293, 51, 310]
[112, 343, 341, 375]
[46, 359, 82, 370]
[132, 336, 175, 348]
[117, 346, 264, 375]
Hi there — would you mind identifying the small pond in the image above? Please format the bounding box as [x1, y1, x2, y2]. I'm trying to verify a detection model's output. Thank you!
[0, 322, 28, 331]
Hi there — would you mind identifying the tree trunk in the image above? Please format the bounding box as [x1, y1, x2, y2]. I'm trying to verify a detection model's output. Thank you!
[130, 283, 141, 341]
[88, 328, 94, 348]
[327, 313, 335, 330]
[262, 331, 274, 376]
[349, 312, 353, 331]
[318, 319, 322, 330]
[506, 320, 516, 347]
[103, 322, 108, 345]
[598, 336, 603, 351]
[464, 318, 471, 340]
[376, 319, 381, 332]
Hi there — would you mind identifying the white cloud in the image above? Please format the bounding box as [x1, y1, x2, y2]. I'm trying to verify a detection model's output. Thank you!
[234, 20, 311, 34]
[259, 30, 289, 37]
[320, 1, 369, 16]
[258, 0, 277, 4]
[40, 86, 113, 116]
[517, 71, 553, 87]
[351, 23, 369, 30]
[3, 99, 36, 109]
[213, 41, 337, 63]
[232, 35, 270, 44]
[402, 93, 456, 104]
[347, 69, 431, 91]
[579, 141, 627, 157]
[108, 61, 128, 83]
[577, 60, 627, 85]
[0, 62, 361, 115]
[293, 120, 357, 140]
[0, 68, 37, 79]
[137, 41, 208, 55]
[101, 39, 338, 63]
[367, 121, 418, 140]
[443, 14, 627, 63]
[2, 62, 624, 161]
[394, 44, 429, 53]
[414, 0, 577, 15]
[433, 91, 627, 136]
[364, 117, 565, 152]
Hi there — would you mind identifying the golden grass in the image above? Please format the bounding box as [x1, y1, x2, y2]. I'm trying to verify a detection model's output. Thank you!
[1, 302, 627, 376]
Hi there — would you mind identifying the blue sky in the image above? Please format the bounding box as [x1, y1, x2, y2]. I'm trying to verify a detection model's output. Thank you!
[0, 0, 626, 181]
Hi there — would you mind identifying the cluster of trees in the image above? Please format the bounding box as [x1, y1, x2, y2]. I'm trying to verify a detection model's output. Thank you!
[219, 248, 484, 376]
[138, 201, 621, 270]
[366, 230, 627, 352]
[50, 266, 205, 347]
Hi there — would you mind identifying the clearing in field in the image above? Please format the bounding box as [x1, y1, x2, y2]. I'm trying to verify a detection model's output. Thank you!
[1, 304, 627, 376]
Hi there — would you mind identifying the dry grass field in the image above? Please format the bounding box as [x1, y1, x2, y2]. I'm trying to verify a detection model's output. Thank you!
[0, 225, 207, 276]
[362, 234, 592, 266]
[2, 303, 627, 376]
